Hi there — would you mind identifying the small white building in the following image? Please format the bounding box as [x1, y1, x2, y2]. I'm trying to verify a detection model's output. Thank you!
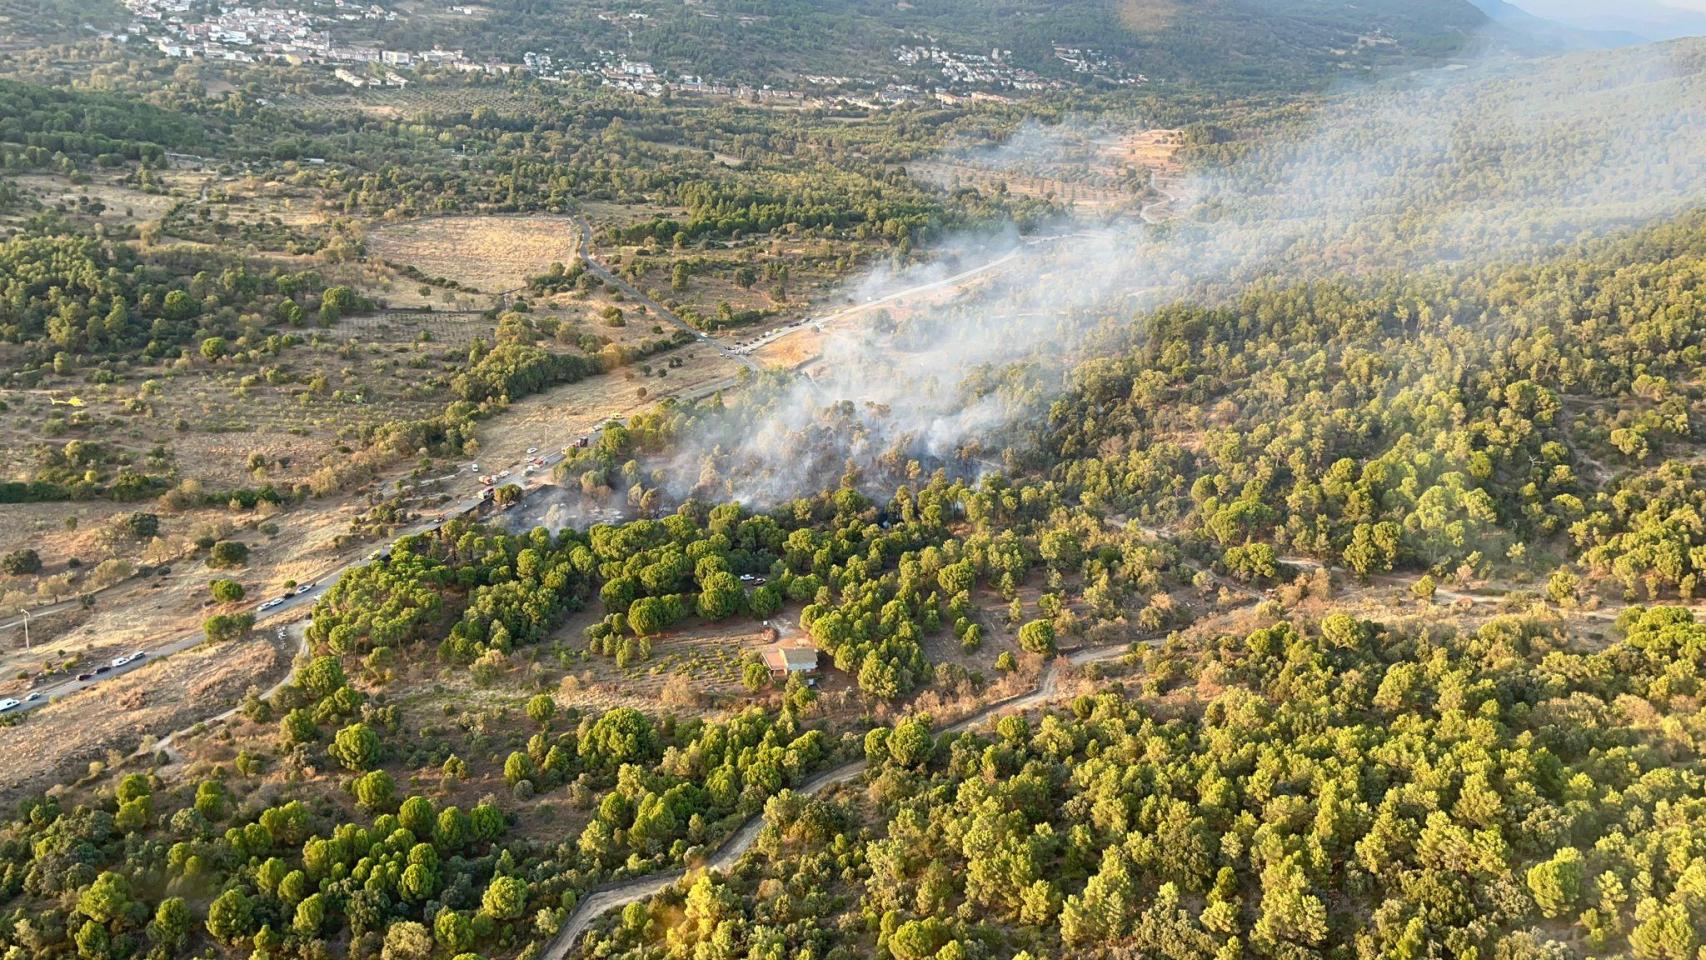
[762, 645, 818, 679]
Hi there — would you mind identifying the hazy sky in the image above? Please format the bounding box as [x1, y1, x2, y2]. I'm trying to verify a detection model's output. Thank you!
[1515, 0, 1706, 12]
[1508, 0, 1706, 36]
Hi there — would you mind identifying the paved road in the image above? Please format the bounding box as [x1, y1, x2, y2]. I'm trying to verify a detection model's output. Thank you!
[3, 217, 1108, 712]
[0, 210, 854, 720]
[0, 444, 580, 719]
[0, 357, 766, 722]
[540, 639, 1143, 958]
[2, 573, 336, 717]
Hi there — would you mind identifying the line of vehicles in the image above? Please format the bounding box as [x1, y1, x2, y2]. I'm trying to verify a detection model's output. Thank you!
[473, 439, 589, 502]
[258, 580, 319, 612]
[0, 691, 41, 712]
[2, 648, 150, 711]
[731, 316, 826, 355]
[6, 434, 591, 715]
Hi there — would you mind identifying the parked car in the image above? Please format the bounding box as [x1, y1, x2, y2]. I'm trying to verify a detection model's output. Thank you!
[0, 699, 19, 712]
[94, 665, 110, 675]
[76, 672, 94, 681]
[259, 597, 285, 611]
[25, 692, 41, 701]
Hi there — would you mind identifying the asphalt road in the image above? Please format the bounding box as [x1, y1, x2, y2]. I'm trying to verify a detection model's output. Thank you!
[0, 442, 580, 719]
[0, 282, 761, 721]
[0, 217, 1066, 718]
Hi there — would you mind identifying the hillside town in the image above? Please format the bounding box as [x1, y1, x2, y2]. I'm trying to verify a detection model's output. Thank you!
[119, 0, 504, 81]
[110, 0, 1147, 100]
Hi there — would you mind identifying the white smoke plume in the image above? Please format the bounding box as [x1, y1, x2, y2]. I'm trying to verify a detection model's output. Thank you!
[609, 35, 1706, 508]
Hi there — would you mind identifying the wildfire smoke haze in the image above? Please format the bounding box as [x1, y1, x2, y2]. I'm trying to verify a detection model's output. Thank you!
[553, 35, 1706, 515]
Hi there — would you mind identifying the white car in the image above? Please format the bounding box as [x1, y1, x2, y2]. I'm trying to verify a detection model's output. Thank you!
[526, 447, 539, 455]
[111, 655, 132, 668]
[0, 699, 19, 712]
[259, 598, 285, 611]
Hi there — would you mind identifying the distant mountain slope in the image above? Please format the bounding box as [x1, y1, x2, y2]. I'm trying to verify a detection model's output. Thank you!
[1466, 0, 1647, 47]
[1198, 35, 1706, 275]
[1506, 0, 1706, 41]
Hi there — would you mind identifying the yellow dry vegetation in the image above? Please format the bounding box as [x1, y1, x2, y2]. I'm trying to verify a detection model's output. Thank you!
[1120, 128, 1186, 172]
[0, 631, 289, 804]
[10, 174, 181, 225]
[366, 215, 581, 294]
[1115, 0, 1187, 34]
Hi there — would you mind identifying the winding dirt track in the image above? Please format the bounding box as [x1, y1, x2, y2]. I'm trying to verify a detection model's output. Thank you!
[540, 639, 1140, 958]
[145, 620, 309, 765]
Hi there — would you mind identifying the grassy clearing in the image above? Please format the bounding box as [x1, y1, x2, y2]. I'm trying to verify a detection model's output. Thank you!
[367, 214, 582, 293]
[1116, 0, 1185, 34]
[9, 173, 180, 226]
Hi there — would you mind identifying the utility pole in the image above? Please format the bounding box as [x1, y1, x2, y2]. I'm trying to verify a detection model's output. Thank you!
[19, 608, 29, 650]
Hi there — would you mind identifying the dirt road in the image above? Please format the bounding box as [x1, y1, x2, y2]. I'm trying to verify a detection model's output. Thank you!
[569, 213, 760, 373]
[540, 639, 1139, 957]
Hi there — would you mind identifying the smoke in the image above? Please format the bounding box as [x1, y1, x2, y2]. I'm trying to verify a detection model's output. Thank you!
[496, 485, 634, 535]
[609, 34, 1706, 508]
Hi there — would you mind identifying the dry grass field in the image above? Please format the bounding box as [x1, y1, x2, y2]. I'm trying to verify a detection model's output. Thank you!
[10, 173, 182, 225]
[908, 159, 1136, 211]
[322, 309, 497, 343]
[1116, 0, 1185, 34]
[0, 334, 456, 488]
[579, 199, 680, 227]
[367, 215, 582, 293]
[1121, 128, 1185, 171]
[280, 84, 541, 120]
[536, 612, 769, 716]
[0, 626, 294, 805]
[474, 341, 742, 463]
[907, 127, 1181, 215]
